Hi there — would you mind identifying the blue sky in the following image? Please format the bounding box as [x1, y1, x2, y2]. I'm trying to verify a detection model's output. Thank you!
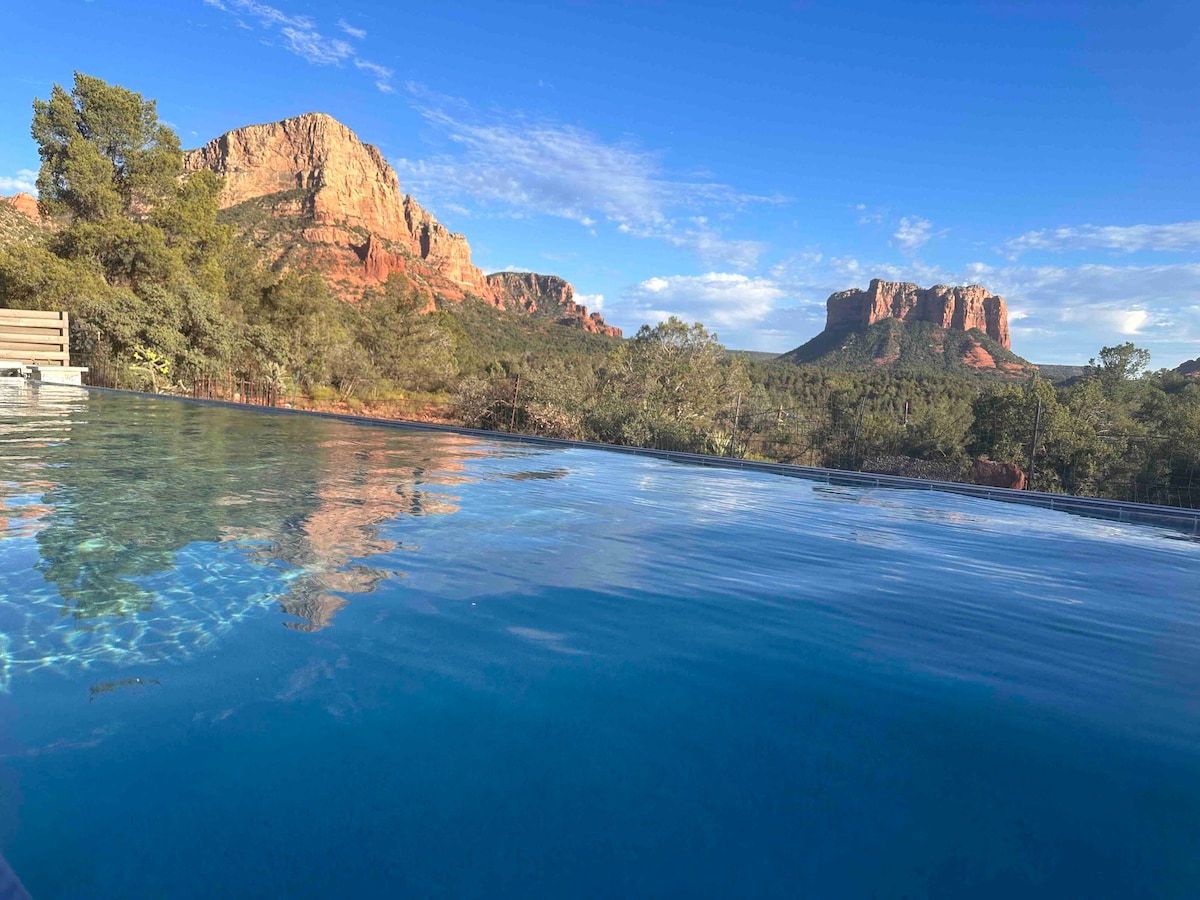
[2, 0, 1199, 366]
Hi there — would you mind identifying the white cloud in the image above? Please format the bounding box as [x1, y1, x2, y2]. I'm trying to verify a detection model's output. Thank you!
[1062, 308, 1148, 336]
[206, 0, 393, 92]
[0, 169, 37, 194]
[354, 59, 394, 93]
[1005, 221, 1200, 256]
[893, 216, 938, 252]
[280, 26, 352, 64]
[622, 273, 785, 329]
[575, 292, 604, 311]
[393, 97, 775, 269]
[853, 203, 886, 225]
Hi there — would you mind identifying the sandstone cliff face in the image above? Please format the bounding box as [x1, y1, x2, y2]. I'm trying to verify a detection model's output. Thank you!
[2, 193, 42, 223]
[826, 279, 1011, 349]
[0, 193, 49, 247]
[484, 272, 620, 336]
[183, 112, 618, 335]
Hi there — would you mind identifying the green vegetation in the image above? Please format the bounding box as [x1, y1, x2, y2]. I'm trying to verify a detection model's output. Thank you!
[780, 319, 1032, 378]
[0, 73, 465, 400]
[1, 74, 1196, 508]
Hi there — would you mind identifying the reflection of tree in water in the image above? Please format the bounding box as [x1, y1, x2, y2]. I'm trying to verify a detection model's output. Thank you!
[25, 398, 328, 622]
[3, 390, 466, 657]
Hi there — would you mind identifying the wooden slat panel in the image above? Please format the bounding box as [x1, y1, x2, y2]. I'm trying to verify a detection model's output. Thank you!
[0, 327, 67, 338]
[0, 338, 67, 350]
[0, 319, 69, 332]
[0, 309, 65, 320]
[1, 333, 67, 343]
[0, 309, 70, 364]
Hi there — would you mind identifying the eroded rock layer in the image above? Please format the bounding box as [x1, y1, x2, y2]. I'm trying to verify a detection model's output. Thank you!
[826, 279, 1011, 349]
[184, 112, 618, 334]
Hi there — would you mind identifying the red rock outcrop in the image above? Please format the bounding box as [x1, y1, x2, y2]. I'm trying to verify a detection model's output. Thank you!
[183, 112, 619, 335]
[2, 193, 42, 223]
[484, 272, 621, 336]
[827, 279, 1011, 349]
[970, 457, 1027, 490]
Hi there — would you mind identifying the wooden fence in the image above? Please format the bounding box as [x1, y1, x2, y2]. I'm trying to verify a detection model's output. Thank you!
[0, 309, 70, 366]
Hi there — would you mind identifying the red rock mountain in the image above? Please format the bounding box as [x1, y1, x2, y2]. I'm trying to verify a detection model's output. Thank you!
[2, 193, 42, 222]
[826, 279, 1011, 349]
[781, 279, 1030, 377]
[184, 112, 618, 336]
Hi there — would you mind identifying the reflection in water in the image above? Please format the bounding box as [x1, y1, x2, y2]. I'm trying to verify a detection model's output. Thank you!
[0, 384, 487, 684]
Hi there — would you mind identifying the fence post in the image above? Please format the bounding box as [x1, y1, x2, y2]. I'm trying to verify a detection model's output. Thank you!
[728, 392, 742, 458]
[509, 373, 521, 432]
[1027, 396, 1043, 490]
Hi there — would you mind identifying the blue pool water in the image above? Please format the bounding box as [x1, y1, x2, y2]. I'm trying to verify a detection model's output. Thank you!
[1, 385, 1198, 898]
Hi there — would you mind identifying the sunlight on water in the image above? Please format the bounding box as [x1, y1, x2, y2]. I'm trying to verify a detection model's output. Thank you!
[1, 383, 1198, 898]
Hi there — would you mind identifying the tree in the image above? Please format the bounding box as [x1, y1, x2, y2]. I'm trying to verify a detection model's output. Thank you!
[32, 72, 182, 222]
[1090, 342, 1151, 392]
[357, 275, 457, 392]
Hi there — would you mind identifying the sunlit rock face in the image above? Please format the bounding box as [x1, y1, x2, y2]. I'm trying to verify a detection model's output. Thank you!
[826, 279, 1011, 349]
[184, 113, 619, 335]
[484, 272, 621, 337]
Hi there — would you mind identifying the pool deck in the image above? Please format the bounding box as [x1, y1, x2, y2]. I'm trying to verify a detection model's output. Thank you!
[30, 382, 1200, 537]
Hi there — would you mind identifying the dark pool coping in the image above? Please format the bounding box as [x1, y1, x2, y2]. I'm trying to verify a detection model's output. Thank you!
[33, 383, 1200, 537]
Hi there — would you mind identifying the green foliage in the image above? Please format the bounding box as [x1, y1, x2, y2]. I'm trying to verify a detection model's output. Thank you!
[3, 74, 1195, 508]
[128, 346, 171, 392]
[780, 319, 1032, 378]
[32, 72, 181, 222]
[358, 275, 457, 392]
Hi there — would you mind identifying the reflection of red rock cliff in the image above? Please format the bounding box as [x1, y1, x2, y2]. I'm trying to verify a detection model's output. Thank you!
[183, 113, 618, 335]
[827, 279, 1010, 349]
[226, 436, 465, 631]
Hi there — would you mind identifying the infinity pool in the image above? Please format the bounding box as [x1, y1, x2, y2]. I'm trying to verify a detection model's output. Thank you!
[1, 385, 1198, 898]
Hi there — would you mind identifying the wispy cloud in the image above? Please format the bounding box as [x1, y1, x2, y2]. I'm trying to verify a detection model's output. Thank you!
[622, 273, 785, 330]
[0, 169, 37, 194]
[354, 59, 394, 93]
[203, 0, 393, 92]
[892, 216, 944, 252]
[575, 292, 604, 312]
[393, 94, 777, 270]
[1004, 221, 1200, 256]
[853, 202, 886, 225]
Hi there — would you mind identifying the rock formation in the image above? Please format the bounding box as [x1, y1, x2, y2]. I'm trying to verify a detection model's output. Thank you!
[184, 112, 618, 335]
[2, 193, 42, 223]
[779, 279, 1030, 377]
[0, 193, 49, 247]
[826, 279, 1011, 349]
[1176, 358, 1200, 378]
[484, 272, 620, 336]
[970, 457, 1027, 490]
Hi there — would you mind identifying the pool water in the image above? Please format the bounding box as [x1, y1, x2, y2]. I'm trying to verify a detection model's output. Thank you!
[1, 385, 1198, 898]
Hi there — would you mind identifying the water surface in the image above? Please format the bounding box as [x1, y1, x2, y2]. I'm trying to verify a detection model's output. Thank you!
[1, 384, 1198, 898]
